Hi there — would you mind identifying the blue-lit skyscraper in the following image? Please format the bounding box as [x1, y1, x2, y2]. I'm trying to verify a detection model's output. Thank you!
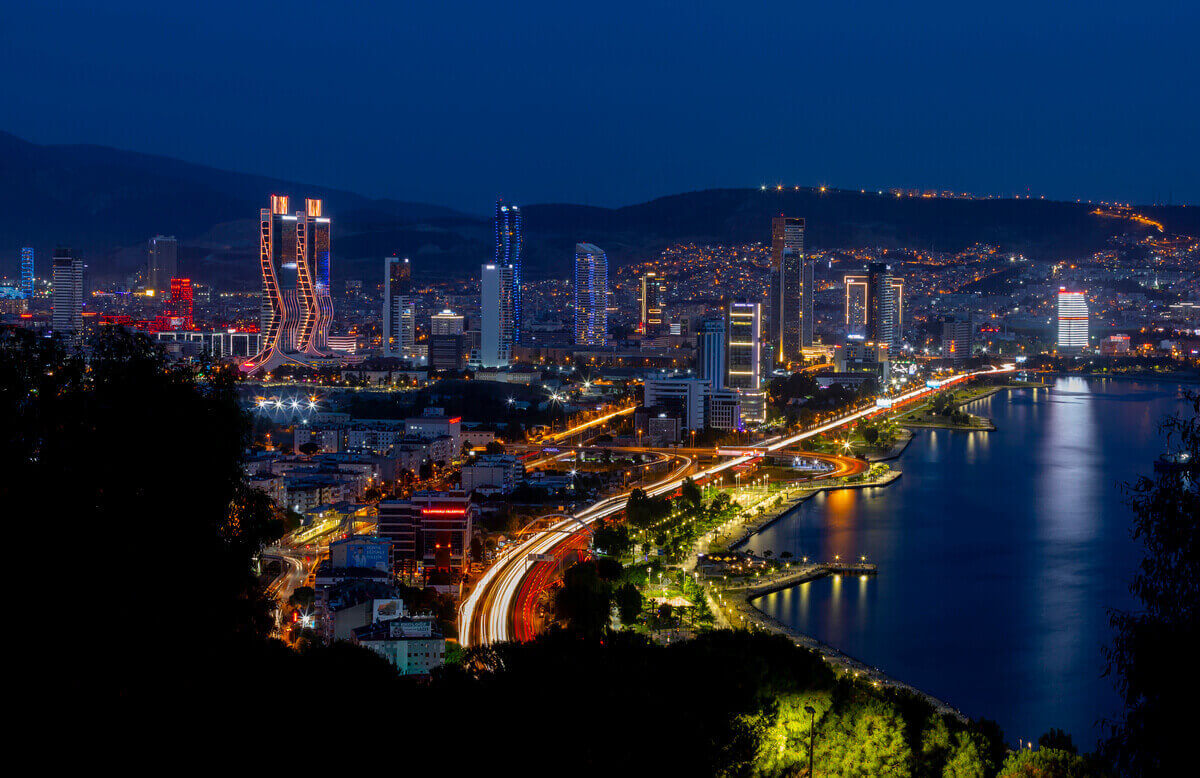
[495, 200, 522, 344]
[573, 243, 608, 346]
[19, 247, 34, 295]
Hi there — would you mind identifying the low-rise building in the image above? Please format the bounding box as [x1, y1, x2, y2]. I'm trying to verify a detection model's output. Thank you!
[353, 616, 446, 676]
[461, 454, 525, 494]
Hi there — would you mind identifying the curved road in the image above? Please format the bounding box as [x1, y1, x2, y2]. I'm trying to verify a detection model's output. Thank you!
[460, 364, 1014, 646]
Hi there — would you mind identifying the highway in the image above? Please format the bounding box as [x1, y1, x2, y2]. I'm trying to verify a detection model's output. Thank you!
[459, 363, 1014, 646]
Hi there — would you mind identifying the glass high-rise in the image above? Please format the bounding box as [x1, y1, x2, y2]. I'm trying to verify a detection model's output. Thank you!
[495, 200, 522, 344]
[383, 256, 413, 357]
[867, 262, 896, 349]
[1057, 289, 1089, 351]
[19, 248, 34, 296]
[770, 216, 809, 362]
[639, 272, 667, 336]
[51, 247, 83, 344]
[481, 263, 514, 367]
[726, 301, 764, 424]
[147, 235, 177, 294]
[573, 243, 608, 346]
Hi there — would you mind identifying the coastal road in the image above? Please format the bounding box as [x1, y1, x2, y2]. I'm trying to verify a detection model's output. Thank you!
[460, 364, 1014, 646]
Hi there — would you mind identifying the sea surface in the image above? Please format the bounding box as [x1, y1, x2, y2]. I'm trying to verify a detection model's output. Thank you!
[751, 377, 1189, 748]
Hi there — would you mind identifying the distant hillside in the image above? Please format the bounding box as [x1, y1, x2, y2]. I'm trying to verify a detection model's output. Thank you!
[3, 131, 1196, 286]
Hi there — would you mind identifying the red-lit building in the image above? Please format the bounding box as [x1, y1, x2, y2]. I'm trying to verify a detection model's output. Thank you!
[376, 491, 476, 578]
[164, 278, 194, 330]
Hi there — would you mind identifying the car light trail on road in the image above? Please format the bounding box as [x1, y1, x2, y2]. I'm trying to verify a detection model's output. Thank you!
[460, 365, 1014, 646]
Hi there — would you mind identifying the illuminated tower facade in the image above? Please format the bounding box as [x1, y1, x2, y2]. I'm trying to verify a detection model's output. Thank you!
[165, 278, 194, 330]
[573, 243, 608, 346]
[244, 195, 334, 374]
[383, 256, 414, 357]
[770, 216, 808, 362]
[481, 263, 514, 367]
[726, 301, 765, 424]
[848, 272, 902, 341]
[495, 200, 522, 343]
[303, 199, 334, 353]
[639, 272, 667, 336]
[51, 247, 83, 344]
[1057, 288, 1089, 351]
[866, 262, 896, 349]
[19, 247, 34, 296]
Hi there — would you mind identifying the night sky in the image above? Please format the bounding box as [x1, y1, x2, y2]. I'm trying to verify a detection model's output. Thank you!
[5, 1, 1198, 212]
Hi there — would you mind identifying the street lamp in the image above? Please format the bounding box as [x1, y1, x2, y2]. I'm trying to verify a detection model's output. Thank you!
[805, 705, 817, 777]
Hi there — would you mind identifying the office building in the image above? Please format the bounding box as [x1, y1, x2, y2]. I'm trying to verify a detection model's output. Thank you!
[429, 334, 466, 371]
[353, 616, 446, 676]
[834, 339, 890, 383]
[639, 272, 667, 336]
[495, 200, 522, 343]
[941, 315, 973, 362]
[51, 247, 83, 343]
[481, 263, 514, 367]
[376, 491, 476, 576]
[431, 308, 464, 335]
[726, 301, 765, 424]
[1057, 289, 1089, 351]
[696, 318, 725, 389]
[1100, 334, 1131, 356]
[573, 243, 608, 346]
[867, 262, 897, 350]
[19, 247, 34, 296]
[847, 272, 903, 341]
[244, 196, 334, 373]
[147, 235, 177, 294]
[383, 256, 413, 357]
[643, 376, 742, 432]
[770, 216, 810, 362]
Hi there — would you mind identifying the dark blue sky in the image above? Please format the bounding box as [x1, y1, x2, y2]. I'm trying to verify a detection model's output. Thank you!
[4, 1, 1198, 212]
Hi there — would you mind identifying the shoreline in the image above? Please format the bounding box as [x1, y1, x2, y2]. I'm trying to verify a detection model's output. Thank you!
[1046, 371, 1200, 385]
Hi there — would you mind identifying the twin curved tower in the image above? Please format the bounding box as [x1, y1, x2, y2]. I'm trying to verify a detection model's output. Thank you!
[242, 195, 334, 374]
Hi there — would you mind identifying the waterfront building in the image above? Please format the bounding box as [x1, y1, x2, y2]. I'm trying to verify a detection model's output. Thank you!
[51, 247, 83, 343]
[726, 301, 765, 424]
[833, 339, 890, 383]
[481, 263, 515, 367]
[147, 235, 177, 295]
[639, 272, 667, 336]
[770, 216, 810, 361]
[495, 200, 522, 343]
[696, 318, 726, 389]
[1057, 288, 1089, 352]
[941, 315, 973, 362]
[573, 243, 608, 346]
[19, 247, 34, 296]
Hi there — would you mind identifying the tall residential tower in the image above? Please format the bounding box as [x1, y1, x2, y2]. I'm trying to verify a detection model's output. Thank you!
[147, 235, 177, 294]
[51, 247, 84, 344]
[573, 243, 608, 346]
[770, 216, 810, 362]
[495, 200, 522, 344]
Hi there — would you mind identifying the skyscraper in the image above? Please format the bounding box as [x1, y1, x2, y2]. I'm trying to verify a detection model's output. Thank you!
[51, 247, 83, 343]
[495, 200, 522, 344]
[696, 318, 726, 389]
[431, 309, 465, 335]
[726, 301, 764, 424]
[303, 199, 334, 352]
[1057, 288, 1089, 351]
[244, 195, 334, 374]
[383, 256, 414, 357]
[147, 235, 178, 294]
[19, 247, 34, 296]
[770, 216, 809, 362]
[848, 271, 902, 341]
[573, 243, 608, 346]
[941, 315, 973, 362]
[639, 272, 667, 336]
[481, 263, 514, 367]
[866, 262, 896, 349]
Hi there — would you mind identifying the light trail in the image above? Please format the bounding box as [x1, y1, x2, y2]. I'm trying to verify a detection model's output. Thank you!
[460, 364, 1014, 645]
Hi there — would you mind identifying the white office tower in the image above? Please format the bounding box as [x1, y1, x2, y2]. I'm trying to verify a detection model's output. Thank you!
[1057, 289, 1089, 352]
[383, 257, 413, 357]
[52, 247, 84, 344]
[696, 318, 726, 389]
[431, 309, 465, 336]
[726, 301, 765, 424]
[573, 243, 608, 346]
[481, 263, 515, 367]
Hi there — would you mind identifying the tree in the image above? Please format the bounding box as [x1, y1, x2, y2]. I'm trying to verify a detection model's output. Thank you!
[997, 748, 1091, 777]
[592, 520, 633, 558]
[862, 424, 881, 446]
[1037, 728, 1076, 755]
[615, 583, 643, 625]
[298, 441, 321, 456]
[816, 695, 914, 778]
[1105, 392, 1199, 776]
[680, 476, 702, 511]
[485, 440, 504, 455]
[554, 561, 612, 638]
[1, 327, 285, 705]
[942, 732, 995, 778]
